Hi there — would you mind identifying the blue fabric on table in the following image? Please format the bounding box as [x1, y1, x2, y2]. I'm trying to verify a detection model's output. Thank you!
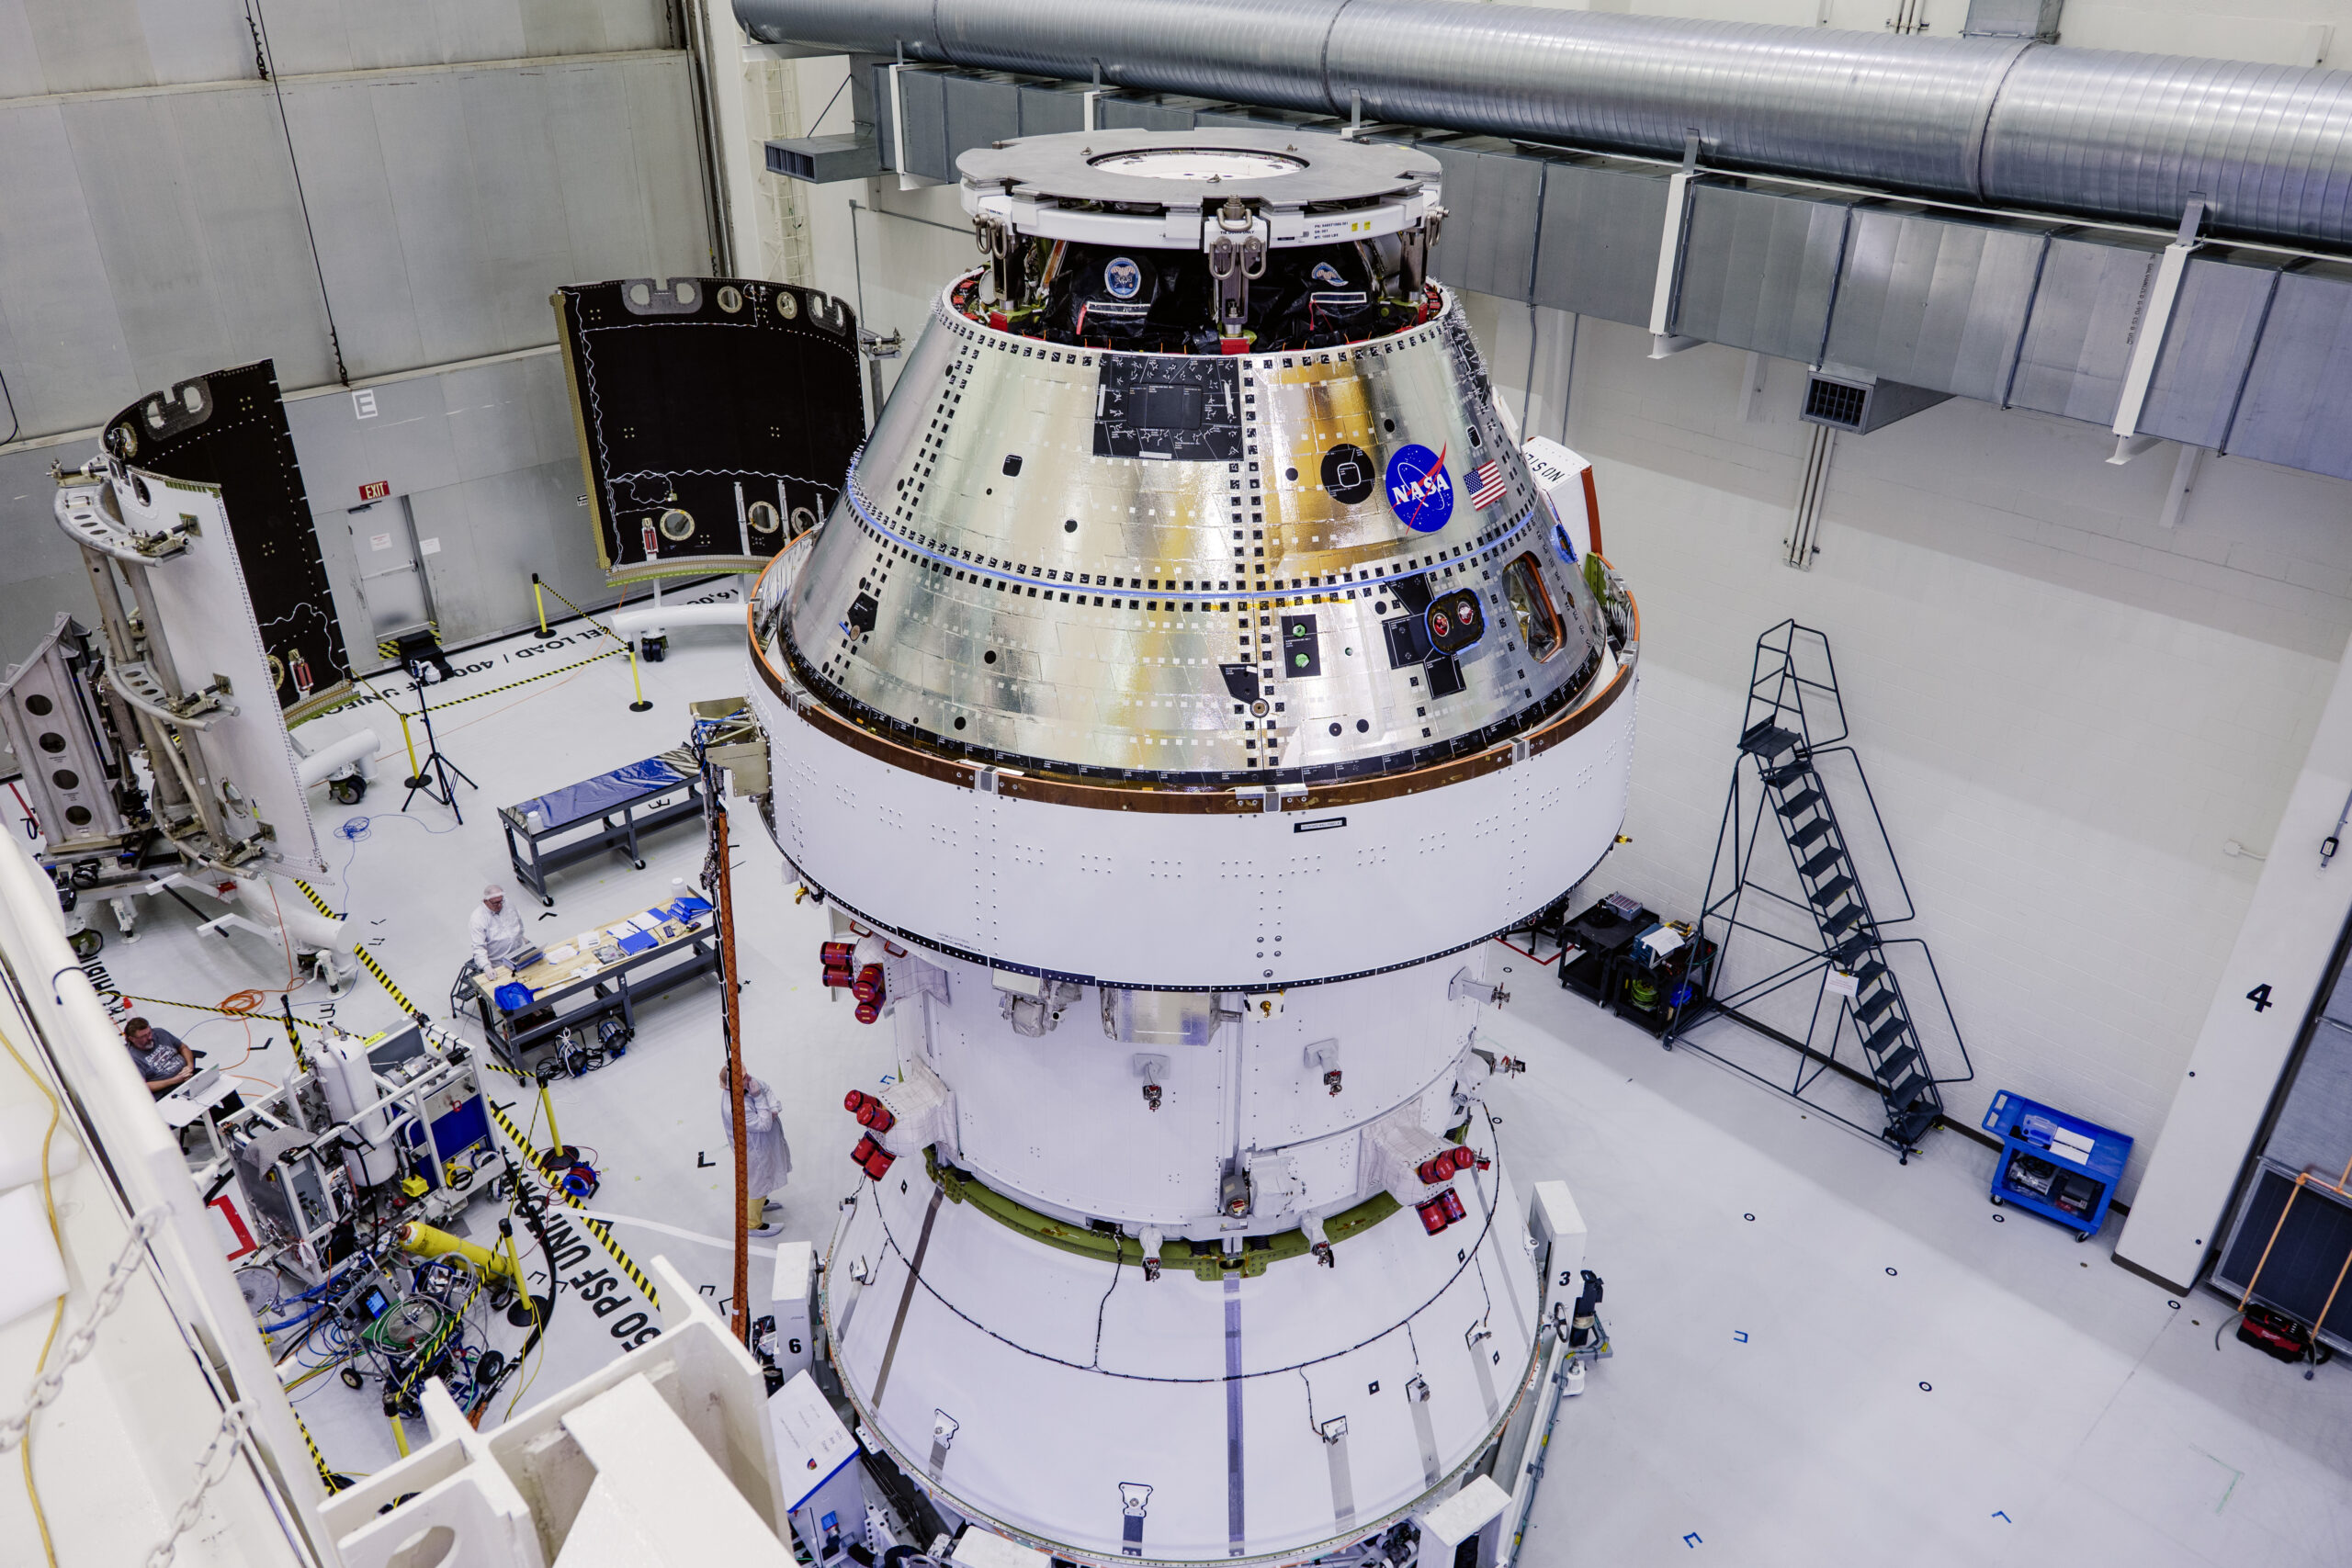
[506, 757, 685, 832]
[493, 982, 536, 1011]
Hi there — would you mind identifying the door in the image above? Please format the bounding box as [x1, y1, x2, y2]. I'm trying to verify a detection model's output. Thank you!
[348, 495, 435, 646]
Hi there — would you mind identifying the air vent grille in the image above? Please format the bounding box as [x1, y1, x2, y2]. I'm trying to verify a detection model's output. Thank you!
[1803, 378, 1869, 431]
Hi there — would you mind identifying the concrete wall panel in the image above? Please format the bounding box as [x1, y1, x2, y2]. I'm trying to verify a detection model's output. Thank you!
[0, 105, 140, 428]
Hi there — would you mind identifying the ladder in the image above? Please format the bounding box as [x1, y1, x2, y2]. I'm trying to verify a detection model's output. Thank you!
[1666, 622, 1972, 1161]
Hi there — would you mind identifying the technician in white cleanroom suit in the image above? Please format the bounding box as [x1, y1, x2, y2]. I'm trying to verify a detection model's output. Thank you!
[469, 884, 528, 975]
[720, 1062, 792, 1236]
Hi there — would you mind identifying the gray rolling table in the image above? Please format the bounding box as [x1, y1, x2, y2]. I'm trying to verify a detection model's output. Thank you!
[499, 756, 702, 906]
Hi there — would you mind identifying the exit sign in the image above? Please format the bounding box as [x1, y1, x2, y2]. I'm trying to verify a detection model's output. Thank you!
[358, 479, 390, 503]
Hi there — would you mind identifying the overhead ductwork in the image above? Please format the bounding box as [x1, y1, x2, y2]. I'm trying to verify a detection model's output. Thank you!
[735, 0, 2352, 252]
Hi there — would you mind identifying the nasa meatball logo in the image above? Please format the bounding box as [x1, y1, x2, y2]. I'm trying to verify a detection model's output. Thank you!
[1103, 256, 1144, 300]
[1385, 443, 1454, 532]
[1310, 260, 1348, 288]
[1321, 443, 1375, 504]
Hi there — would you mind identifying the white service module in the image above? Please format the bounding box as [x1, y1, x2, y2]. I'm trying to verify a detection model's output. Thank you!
[744, 130, 1640, 1566]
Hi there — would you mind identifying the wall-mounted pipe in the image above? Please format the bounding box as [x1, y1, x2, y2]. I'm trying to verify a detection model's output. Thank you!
[732, 0, 2352, 250]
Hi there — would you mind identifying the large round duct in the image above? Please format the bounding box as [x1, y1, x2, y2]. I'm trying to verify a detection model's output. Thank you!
[735, 0, 2352, 249]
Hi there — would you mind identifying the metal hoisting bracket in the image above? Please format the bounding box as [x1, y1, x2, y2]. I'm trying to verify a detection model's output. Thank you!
[1401, 206, 1445, 297]
[975, 214, 1015, 301]
[108, 657, 233, 729]
[1206, 199, 1269, 336]
[51, 468, 199, 564]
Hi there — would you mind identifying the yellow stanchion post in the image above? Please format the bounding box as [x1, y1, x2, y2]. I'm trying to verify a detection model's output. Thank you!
[532, 572, 548, 637]
[536, 1078, 574, 1166]
[395, 709, 420, 781]
[628, 646, 653, 713]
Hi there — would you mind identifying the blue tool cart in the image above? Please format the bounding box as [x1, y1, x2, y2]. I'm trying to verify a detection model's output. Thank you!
[1982, 1089, 2131, 1240]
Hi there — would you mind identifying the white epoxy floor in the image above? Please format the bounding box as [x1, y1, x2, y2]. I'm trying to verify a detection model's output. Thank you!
[80, 614, 2352, 1562]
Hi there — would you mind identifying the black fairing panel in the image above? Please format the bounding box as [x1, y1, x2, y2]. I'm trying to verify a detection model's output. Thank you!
[555, 277, 865, 583]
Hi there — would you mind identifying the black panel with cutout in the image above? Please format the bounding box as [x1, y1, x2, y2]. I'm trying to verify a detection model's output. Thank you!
[105, 360, 352, 722]
[556, 277, 863, 582]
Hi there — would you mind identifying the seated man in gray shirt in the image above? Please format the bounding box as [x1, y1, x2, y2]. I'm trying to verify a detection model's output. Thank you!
[124, 1016, 194, 1099]
[124, 1016, 246, 1115]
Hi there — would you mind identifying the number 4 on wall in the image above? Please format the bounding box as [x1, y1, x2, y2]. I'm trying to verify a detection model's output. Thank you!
[2248, 983, 2275, 1013]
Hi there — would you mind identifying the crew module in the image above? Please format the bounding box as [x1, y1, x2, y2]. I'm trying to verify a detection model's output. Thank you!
[747, 130, 1638, 1564]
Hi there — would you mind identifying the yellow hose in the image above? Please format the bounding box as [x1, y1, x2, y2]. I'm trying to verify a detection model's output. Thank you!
[395, 1221, 520, 1286]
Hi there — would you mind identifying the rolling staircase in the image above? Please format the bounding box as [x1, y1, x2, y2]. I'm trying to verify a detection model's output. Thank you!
[1666, 622, 1971, 1161]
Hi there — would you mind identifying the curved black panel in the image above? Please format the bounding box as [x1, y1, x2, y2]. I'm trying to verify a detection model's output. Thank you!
[554, 276, 865, 583]
[104, 361, 351, 721]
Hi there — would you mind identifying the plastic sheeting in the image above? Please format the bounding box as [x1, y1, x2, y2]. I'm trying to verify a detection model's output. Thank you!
[506, 758, 687, 832]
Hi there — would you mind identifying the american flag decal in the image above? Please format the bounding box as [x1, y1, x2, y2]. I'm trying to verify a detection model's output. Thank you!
[1468, 459, 1507, 510]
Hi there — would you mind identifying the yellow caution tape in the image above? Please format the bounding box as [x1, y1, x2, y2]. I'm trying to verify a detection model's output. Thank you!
[291, 1406, 345, 1493]
[299, 648, 622, 728]
[350, 946, 418, 1017]
[485, 1096, 660, 1308]
[290, 878, 341, 922]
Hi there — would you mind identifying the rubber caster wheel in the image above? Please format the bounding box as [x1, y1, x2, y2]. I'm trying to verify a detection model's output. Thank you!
[2076, 1231, 2092, 1243]
[328, 777, 368, 806]
[1989, 1195, 2002, 1206]
[68, 928, 103, 960]
[632, 859, 646, 870]
[541, 896, 555, 908]
[340, 1367, 365, 1389]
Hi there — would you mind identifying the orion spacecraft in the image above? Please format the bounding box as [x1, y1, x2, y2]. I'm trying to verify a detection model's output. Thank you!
[746, 130, 1637, 1565]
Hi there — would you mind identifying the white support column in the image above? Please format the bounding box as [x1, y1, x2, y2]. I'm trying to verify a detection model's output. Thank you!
[1647, 134, 1702, 359]
[2115, 633, 2352, 1291]
[2158, 444, 2204, 529]
[2108, 197, 2204, 465]
[889, 62, 925, 192]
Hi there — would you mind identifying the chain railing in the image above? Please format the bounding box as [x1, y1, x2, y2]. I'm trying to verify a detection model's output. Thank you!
[0, 1207, 166, 1453]
[142, 1403, 254, 1568]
